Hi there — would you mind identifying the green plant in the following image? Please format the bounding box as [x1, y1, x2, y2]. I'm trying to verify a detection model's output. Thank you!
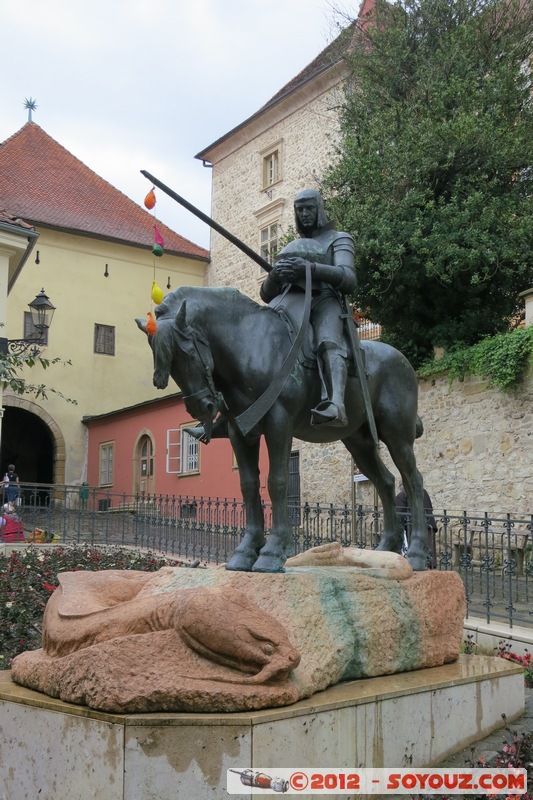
[473, 721, 533, 798]
[0, 333, 77, 404]
[497, 640, 533, 688]
[0, 544, 191, 669]
[418, 326, 533, 391]
[462, 633, 477, 654]
[324, 0, 533, 367]
[405, 719, 533, 799]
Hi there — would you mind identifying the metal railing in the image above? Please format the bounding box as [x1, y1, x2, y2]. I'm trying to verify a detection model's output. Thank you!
[3, 484, 532, 629]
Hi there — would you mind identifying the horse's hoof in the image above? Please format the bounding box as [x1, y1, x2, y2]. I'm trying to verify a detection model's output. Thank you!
[226, 553, 256, 572]
[252, 554, 286, 573]
[407, 553, 429, 571]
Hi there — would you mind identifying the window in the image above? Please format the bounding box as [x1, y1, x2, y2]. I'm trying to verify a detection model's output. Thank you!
[166, 427, 200, 475]
[260, 222, 279, 266]
[263, 150, 279, 188]
[260, 141, 283, 190]
[140, 436, 154, 478]
[99, 443, 114, 486]
[23, 312, 48, 345]
[94, 324, 115, 355]
[288, 450, 301, 525]
[254, 198, 286, 278]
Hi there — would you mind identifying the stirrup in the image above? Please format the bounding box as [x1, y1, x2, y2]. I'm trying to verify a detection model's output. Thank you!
[183, 425, 207, 443]
[310, 401, 348, 428]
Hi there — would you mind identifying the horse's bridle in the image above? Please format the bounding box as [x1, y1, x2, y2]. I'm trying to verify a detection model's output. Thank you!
[180, 326, 226, 419]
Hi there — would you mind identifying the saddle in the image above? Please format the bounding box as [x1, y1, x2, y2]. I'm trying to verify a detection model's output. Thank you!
[268, 289, 357, 375]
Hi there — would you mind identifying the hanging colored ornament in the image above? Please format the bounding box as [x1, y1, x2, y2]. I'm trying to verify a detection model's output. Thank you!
[151, 280, 164, 305]
[144, 188, 156, 210]
[152, 224, 165, 257]
[146, 311, 157, 336]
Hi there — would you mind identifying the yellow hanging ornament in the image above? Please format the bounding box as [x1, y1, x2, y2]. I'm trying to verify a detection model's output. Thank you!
[151, 280, 164, 305]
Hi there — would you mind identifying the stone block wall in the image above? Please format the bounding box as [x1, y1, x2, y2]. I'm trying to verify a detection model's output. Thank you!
[295, 370, 533, 515]
[206, 81, 344, 301]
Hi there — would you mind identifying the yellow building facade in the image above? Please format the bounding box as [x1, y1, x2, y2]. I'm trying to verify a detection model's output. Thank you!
[0, 123, 209, 488]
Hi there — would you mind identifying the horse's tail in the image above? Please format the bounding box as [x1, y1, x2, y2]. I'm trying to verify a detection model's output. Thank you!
[415, 415, 424, 440]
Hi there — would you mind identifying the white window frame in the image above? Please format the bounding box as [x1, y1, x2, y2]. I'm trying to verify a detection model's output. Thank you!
[259, 140, 283, 190]
[99, 442, 114, 486]
[254, 198, 287, 280]
[166, 427, 200, 475]
[259, 222, 279, 266]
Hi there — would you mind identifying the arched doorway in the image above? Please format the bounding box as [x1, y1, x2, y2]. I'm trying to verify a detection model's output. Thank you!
[1, 406, 55, 486]
[134, 432, 155, 495]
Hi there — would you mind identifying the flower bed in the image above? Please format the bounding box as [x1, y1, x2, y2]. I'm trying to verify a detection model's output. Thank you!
[0, 543, 189, 669]
[497, 641, 533, 689]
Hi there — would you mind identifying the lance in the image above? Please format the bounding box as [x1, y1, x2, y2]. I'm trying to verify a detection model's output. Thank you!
[140, 170, 272, 273]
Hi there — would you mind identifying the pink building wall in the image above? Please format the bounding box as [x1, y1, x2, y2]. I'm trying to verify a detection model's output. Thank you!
[84, 394, 270, 502]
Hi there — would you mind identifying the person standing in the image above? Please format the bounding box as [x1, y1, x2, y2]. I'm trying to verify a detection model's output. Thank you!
[3, 465, 20, 504]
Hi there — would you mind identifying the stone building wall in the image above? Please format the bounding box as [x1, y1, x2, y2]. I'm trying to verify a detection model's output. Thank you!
[198, 42, 533, 519]
[205, 79, 345, 301]
[295, 370, 533, 516]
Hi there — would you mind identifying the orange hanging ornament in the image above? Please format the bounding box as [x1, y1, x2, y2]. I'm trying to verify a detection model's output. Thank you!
[144, 188, 156, 210]
[146, 311, 157, 336]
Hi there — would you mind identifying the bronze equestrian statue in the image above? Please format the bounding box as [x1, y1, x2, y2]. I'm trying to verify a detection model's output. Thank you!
[137, 173, 430, 574]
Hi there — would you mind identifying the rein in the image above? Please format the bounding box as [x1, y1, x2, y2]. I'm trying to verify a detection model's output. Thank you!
[179, 264, 312, 437]
[180, 329, 226, 415]
[235, 260, 312, 437]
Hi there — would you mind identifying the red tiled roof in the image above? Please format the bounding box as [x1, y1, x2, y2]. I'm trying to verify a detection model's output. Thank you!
[0, 124, 209, 261]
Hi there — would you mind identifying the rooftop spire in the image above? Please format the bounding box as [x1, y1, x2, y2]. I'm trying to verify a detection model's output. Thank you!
[23, 97, 38, 123]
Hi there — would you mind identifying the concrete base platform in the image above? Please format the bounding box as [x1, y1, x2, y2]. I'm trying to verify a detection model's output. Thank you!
[0, 656, 524, 800]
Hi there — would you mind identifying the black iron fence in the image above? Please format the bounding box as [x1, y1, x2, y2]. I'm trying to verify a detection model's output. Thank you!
[2, 483, 532, 629]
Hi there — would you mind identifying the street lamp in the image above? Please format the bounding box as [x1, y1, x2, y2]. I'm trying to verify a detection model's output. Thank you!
[0, 288, 56, 356]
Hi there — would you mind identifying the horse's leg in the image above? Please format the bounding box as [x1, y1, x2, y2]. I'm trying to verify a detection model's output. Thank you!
[384, 437, 428, 571]
[252, 414, 293, 573]
[342, 432, 405, 554]
[225, 435, 266, 572]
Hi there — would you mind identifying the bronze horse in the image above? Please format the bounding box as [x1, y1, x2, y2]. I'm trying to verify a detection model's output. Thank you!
[137, 286, 429, 573]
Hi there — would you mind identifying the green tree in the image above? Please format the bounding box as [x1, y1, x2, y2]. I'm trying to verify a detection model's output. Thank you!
[325, 0, 533, 366]
[0, 347, 76, 404]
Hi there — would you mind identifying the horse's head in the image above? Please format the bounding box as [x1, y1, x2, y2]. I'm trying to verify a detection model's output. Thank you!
[136, 300, 223, 436]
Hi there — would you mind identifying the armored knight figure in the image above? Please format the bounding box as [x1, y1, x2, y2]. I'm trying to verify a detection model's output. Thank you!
[186, 188, 356, 442]
[260, 189, 356, 427]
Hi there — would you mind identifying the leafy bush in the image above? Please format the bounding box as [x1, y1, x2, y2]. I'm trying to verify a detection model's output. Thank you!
[496, 640, 533, 688]
[418, 327, 533, 391]
[0, 544, 189, 669]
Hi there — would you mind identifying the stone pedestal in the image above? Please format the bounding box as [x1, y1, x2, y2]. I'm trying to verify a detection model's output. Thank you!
[0, 657, 524, 800]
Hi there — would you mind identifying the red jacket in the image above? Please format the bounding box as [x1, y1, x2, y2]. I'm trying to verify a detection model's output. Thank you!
[1, 515, 25, 542]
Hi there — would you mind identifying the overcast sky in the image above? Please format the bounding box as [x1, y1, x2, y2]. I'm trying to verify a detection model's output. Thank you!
[1, 0, 355, 250]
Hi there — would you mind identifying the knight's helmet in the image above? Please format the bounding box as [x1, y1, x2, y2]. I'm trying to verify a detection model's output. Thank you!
[293, 189, 329, 235]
